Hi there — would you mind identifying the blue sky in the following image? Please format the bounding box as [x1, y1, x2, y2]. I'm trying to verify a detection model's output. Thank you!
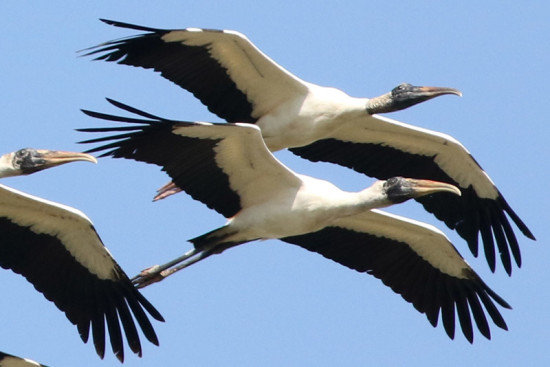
[0, 2, 548, 366]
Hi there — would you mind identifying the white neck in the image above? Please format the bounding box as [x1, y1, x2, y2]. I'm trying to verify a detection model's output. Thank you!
[0, 153, 18, 178]
[365, 92, 394, 114]
[326, 181, 392, 219]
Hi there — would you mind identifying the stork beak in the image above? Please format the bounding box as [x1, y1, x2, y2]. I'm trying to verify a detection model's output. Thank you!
[369, 83, 462, 114]
[412, 86, 463, 99]
[403, 178, 462, 198]
[153, 181, 183, 202]
[30, 149, 97, 170]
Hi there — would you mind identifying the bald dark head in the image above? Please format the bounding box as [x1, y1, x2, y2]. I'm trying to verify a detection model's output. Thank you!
[384, 176, 461, 204]
[367, 83, 462, 114]
[0, 148, 97, 178]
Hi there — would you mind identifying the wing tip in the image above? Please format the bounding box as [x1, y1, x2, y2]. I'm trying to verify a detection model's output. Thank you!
[99, 18, 164, 33]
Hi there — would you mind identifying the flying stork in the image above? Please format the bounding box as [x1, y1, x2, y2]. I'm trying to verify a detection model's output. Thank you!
[84, 19, 535, 275]
[79, 99, 511, 343]
[0, 148, 163, 362]
[0, 351, 48, 367]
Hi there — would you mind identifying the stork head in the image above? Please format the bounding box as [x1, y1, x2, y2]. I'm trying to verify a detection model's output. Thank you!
[366, 83, 462, 114]
[0, 148, 97, 178]
[383, 176, 461, 204]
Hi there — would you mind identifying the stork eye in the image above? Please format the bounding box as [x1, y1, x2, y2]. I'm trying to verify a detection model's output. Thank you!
[384, 177, 401, 189]
[392, 85, 404, 95]
[15, 149, 27, 157]
[392, 83, 411, 94]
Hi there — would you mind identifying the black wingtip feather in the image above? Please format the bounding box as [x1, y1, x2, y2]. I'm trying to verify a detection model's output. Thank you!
[124, 293, 161, 347]
[479, 210, 497, 273]
[77, 322, 91, 344]
[454, 286, 474, 343]
[100, 19, 167, 33]
[105, 98, 169, 120]
[114, 295, 141, 356]
[477, 291, 509, 331]
[80, 108, 157, 125]
[499, 213, 521, 268]
[500, 196, 536, 241]
[438, 282, 456, 341]
[465, 289, 491, 340]
[91, 312, 106, 360]
[77, 133, 136, 146]
[138, 294, 165, 323]
[492, 214, 512, 276]
[104, 297, 124, 362]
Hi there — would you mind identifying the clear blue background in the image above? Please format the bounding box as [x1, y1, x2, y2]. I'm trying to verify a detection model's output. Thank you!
[0, 2, 547, 366]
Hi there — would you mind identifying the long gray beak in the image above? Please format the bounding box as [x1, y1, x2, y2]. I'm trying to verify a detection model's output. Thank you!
[32, 150, 98, 168]
[403, 178, 462, 198]
[412, 85, 463, 99]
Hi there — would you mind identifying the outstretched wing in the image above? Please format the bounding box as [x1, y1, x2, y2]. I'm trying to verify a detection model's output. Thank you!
[84, 19, 308, 123]
[282, 209, 510, 342]
[0, 184, 163, 362]
[79, 99, 302, 218]
[290, 113, 534, 275]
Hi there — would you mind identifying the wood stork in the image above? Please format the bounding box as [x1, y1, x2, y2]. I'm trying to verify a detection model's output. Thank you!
[79, 99, 511, 343]
[0, 148, 163, 362]
[0, 351, 48, 367]
[84, 19, 535, 275]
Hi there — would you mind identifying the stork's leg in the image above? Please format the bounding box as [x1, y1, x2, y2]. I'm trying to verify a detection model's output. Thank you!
[152, 181, 183, 201]
[131, 247, 199, 288]
[131, 246, 220, 288]
[156, 248, 220, 281]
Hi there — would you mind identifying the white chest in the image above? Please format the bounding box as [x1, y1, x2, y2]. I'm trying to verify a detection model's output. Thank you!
[230, 178, 359, 240]
[256, 86, 367, 151]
